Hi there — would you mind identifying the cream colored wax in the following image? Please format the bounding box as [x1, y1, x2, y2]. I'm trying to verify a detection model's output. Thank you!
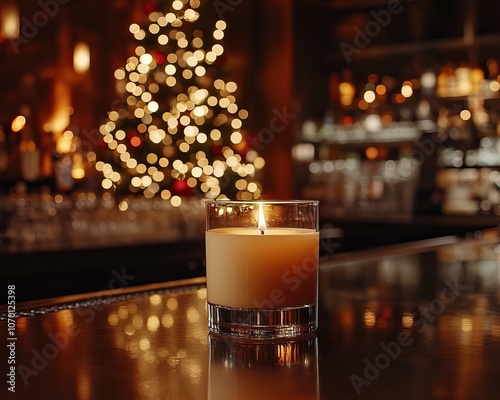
[206, 228, 319, 309]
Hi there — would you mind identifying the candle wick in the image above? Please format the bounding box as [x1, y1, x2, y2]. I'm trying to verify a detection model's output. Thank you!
[260, 229, 264, 235]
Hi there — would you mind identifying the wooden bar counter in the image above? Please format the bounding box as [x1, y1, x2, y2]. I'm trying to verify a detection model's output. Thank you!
[1, 233, 500, 399]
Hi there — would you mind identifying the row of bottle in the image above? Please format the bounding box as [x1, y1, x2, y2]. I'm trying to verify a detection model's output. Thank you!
[303, 157, 420, 216]
[438, 137, 500, 168]
[0, 119, 87, 192]
[436, 168, 500, 215]
[329, 60, 500, 110]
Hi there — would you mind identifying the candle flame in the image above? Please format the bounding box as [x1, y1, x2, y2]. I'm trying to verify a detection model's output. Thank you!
[258, 203, 267, 234]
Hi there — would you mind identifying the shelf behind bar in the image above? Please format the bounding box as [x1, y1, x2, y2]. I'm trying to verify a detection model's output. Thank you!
[329, 33, 500, 62]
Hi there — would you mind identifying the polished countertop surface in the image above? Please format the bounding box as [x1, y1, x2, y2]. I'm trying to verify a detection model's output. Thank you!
[1, 234, 500, 399]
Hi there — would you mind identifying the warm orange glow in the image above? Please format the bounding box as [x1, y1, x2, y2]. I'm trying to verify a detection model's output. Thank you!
[16, 317, 28, 334]
[11, 115, 26, 132]
[365, 147, 379, 160]
[375, 84, 386, 95]
[56, 130, 74, 153]
[72, 153, 85, 179]
[44, 81, 72, 134]
[402, 312, 414, 328]
[339, 82, 355, 95]
[340, 96, 353, 107]
[358, 99, 369, 110]
[364, 310, 376, 328]
[130, 136, 142, 147]
[19, 140, 37, 152]
[0, 3, 19, 39]
[394, 94, 405, 104]
[381, 114, 393, 125]
[74, 41, 90, 73]
[339, 81, 355, 106]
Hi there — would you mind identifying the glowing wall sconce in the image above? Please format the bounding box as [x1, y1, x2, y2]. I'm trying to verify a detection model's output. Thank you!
[0, 2, 19, 40]
[73, 41, 90, 73]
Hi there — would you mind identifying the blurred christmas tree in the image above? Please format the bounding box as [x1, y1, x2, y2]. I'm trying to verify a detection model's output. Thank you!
[95, 0, 264, 205]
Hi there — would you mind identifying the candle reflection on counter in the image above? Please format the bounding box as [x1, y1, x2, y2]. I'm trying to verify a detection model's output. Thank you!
[208, 335, 319, 400]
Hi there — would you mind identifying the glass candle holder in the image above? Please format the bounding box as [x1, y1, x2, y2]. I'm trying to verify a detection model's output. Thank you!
[205, 200, 319, 340]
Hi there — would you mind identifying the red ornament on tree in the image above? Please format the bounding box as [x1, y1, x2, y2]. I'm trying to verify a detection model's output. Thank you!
[128, 131, 142, 148]
[172, 179, 194, 196]
[154, 51, 166, 64]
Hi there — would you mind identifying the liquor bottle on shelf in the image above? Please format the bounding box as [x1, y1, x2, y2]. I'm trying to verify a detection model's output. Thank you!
[17, 108, 41, 183]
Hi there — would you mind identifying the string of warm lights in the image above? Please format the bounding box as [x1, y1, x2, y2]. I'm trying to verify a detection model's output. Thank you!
[96, 0, 264, 206]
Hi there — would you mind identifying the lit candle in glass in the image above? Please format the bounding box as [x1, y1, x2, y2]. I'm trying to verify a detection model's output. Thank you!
[205, 200, 319, 340]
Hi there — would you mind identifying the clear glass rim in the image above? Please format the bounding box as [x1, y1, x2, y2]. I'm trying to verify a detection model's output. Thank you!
[205, 199, 319, 206]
